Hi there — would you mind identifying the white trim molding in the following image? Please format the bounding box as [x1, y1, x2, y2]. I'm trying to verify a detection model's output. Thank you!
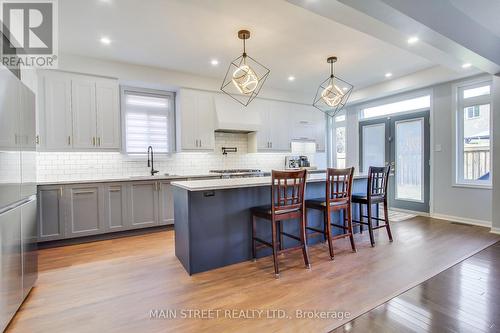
[490, 227, 500, 235]
[431, 213, 492, 228]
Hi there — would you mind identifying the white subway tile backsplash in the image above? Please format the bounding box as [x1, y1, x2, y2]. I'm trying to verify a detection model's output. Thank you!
[37, 133, 326, 182]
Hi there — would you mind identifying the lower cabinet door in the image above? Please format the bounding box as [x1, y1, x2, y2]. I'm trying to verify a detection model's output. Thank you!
[128, 182, 158, 228]
[159, 181, 179, 225]
[66, 185, 103, 237]
[38, 186, 65, 241]
[102, 184, 128, 232]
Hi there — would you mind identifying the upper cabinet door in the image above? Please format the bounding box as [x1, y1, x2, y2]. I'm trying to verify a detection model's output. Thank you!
[71, 78, 97, 149]
[96, 79, 120, 149]
[196, 92, 215, 150]
[179, 90, 198, 150]
[269, 101, 291, 151]
[40, 71, 72, 150]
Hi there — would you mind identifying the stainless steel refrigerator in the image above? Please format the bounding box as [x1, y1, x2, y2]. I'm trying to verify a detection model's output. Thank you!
[0, 65, 37, 332]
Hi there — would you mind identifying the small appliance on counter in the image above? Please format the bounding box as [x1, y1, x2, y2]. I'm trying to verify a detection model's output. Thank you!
[285, 156, 316, 170]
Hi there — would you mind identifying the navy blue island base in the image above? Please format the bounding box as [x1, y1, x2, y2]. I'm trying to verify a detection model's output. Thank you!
[172, 176, 373, 275]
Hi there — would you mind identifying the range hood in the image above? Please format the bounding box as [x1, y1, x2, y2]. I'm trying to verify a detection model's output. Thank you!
[214, 94, 261, 132]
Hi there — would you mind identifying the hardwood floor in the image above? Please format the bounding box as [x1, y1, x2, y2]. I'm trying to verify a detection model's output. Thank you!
[332, 241, 500, 333]
[6, 217, 499, 333]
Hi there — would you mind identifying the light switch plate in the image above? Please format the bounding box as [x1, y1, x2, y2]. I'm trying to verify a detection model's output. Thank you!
[435, 144, 442, 152]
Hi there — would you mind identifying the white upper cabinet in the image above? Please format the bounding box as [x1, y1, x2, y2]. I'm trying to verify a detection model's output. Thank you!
[177, 89, 215, 151]
[38, 71, 120, 151]
[96, 79, 120, 148]
[71, 77, 97, 149]
[249, 100, 325, 152]
[39, 71, 73, 149]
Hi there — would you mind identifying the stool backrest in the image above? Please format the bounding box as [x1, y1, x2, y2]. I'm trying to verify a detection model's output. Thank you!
[271, 170, 307, 214]
[326, 167, 355, 204]
[367, 166, 390, 199]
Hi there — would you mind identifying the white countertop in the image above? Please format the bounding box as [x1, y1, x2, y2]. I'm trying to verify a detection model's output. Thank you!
[171, 173, 368, 192]
[37, 174, 221, 186]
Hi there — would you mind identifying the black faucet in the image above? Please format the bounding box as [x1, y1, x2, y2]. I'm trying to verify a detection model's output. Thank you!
[147, 146, 159, 176]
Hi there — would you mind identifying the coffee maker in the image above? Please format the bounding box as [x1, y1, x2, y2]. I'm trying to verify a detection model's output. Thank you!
[299, 156, 310, 168]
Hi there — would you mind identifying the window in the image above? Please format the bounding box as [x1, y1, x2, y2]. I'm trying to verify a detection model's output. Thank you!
[361, 95, 430, 119]
[456, 82, 491, 186]
[465, 105, 480, 119]
[333, 112, 346, 168]
[122, 87, 175, 154]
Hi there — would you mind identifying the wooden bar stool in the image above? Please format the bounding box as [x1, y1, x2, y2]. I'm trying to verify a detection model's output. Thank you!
[251, 170, 310, 277]
[305, 167, 356, 260]
[351, 166, 393, 247]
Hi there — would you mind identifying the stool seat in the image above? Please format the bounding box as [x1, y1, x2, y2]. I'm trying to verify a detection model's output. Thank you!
[251, 205, 300, 216]
[352, 193, 384, 204]
[305, 198, 349, 208]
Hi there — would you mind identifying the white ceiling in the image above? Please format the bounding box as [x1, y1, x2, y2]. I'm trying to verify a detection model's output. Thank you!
[449, 0, 500, 39]
[59, 0, 434, 93]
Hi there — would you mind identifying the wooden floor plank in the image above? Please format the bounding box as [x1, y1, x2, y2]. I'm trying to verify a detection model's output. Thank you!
[6, 217, 499, 333]
[332, 242, 500, 333]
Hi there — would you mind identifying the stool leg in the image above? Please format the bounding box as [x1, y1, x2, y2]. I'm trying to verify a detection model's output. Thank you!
[252, 215, 257, 261]
[384, 200, 393, 242]
[367, 203, 375, 247]
[300, 210, 311, 269]
[278, 221, 284, 251]
[271, 219, 280, 277]
[359, 203, 364, 234]
[347, 205, 356, 252]
[325, 208, 334, 260]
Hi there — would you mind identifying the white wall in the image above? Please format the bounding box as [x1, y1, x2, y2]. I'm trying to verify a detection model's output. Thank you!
[341, 76, 494, 226]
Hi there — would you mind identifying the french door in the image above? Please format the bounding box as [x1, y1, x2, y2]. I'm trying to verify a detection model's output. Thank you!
[359, 111, 430, 212]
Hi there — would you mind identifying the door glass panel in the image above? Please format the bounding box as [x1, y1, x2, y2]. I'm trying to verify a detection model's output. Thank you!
[395, 119, 423, 202]
[362, 123, 385, 173]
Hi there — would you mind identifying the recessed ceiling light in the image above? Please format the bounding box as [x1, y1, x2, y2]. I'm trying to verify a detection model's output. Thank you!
[407, 36, 419, 44]
[385, 72, 393, 78]
[100, 37, 111, 45]
[288, 75, 295, 82]
[462, 63, 472, 69]
[210, 59, 219, 66]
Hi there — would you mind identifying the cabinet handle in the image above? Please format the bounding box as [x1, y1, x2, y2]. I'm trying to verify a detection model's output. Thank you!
[159, 182, 162, 191]
[92, 137, 96, 146]
[199, 139, 202, 147]
[59, 187, 63, 197]
[74, 190, 95, 195]
[36, 135, 40, 144]
[68, 136, 71, 145]
[109, 188, 121, 192]
[97, 137, 101, 146]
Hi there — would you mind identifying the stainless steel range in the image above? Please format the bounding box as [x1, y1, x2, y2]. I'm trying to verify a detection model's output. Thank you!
[209, 169, 267, 179]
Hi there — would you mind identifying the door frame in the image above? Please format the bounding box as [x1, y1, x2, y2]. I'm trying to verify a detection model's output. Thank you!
[358, 110, 431, 213]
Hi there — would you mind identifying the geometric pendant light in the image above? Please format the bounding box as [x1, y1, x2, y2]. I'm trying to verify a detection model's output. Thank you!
[313, 56, 353, 117]
[220, 30, 270, 107]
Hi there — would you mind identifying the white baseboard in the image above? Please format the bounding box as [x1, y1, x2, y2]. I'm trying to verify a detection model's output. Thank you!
[490, 227, 500, 235]
[389, 207, 430, 217]
[431, 213, 492, 228]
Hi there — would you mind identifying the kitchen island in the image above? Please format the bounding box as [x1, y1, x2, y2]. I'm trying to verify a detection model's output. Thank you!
[172, 174, 372, 275]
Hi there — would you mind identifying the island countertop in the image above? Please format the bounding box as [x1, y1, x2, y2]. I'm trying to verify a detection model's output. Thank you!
[171, 173, 368, 191]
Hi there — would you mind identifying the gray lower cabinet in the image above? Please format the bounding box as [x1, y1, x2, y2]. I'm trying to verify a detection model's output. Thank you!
[102, 183, 128, 232]
[159, 180, 186, 225]
[38, 185, 65, 241]
[66, 185, 103, 237]
[37, 179, 180, 242]
[128, 181, 159, 228]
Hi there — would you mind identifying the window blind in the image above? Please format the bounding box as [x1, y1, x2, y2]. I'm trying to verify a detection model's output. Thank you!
[123, 90, 173, 154]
